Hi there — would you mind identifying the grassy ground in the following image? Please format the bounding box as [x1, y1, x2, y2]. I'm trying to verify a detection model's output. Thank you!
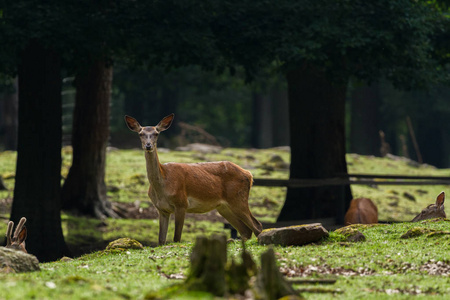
[1, 147, 450, 299]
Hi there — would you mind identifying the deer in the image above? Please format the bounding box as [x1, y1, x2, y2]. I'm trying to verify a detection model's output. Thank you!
[344, 198, 378, 225]
[412, 191, 446, 222]
[125, 114, 263, 245]
[5, 217, 27, 253]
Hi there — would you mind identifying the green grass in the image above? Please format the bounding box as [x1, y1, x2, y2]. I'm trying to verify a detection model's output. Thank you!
[2, 148, 450, 299]
[2, 222, 450, 299]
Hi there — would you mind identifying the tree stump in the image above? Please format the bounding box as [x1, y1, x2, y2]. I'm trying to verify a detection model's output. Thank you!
[185, 235, 228, 296]
[226, 242, 257, 294]
[256, 247, 304, 300]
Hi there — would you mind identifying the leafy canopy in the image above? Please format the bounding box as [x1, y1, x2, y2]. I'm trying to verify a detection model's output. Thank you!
[211, 0, 449, 88]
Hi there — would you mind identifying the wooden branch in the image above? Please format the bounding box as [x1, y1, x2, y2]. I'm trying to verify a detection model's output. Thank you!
[406, 116, 423, 164]
[178, 121, 221, 146]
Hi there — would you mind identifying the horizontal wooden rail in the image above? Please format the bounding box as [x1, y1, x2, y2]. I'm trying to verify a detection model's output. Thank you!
[253, 174, 450, 188]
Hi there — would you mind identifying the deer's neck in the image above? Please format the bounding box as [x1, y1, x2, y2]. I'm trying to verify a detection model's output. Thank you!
[144, 150, 165, 185]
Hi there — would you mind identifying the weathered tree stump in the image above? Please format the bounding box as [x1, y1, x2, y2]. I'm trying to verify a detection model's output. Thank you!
[256, 247, 304, 300]
[185, 235, 228, 296]
[226, 242, 257, 294]
[185, 235, 303, 299]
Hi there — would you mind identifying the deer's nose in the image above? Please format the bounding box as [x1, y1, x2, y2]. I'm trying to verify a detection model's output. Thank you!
[145, 143, 152, 151]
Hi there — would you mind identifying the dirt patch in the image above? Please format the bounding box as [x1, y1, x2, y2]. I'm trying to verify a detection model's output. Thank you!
[280, 264, 376, 277]
[280, 260, 450, 278]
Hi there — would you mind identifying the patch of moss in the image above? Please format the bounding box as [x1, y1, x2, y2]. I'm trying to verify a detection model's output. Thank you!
[106, 237, 144, 250]
[400, 227, 431, 239]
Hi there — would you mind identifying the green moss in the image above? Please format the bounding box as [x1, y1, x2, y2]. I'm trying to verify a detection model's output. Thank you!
[106, 238, 144, 250]
[400, 227, 431, 239]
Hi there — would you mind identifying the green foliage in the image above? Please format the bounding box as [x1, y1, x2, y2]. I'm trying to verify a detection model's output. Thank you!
[112, 65, 253, 147]
[212, 0, 448, 87]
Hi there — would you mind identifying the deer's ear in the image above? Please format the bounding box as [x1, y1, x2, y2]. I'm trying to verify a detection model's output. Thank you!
[436, 192, 445, 206]
[125, 115, 141, 132]
[17, 226, 27, 243]
[156, 113, 174, 132]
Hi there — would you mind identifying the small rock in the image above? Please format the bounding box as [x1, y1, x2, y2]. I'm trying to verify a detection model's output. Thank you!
[60, 256, 74, 262]
[106, 238, 144, 250]
[0, 247, 40, 273]
[175, 143, 222, 154]
[258, 223, 329, 246]
[400, 227, 430, 239]
[268, 155, 284, 163]
[403, 192, 416, 202]
[335, 227, 366, 242]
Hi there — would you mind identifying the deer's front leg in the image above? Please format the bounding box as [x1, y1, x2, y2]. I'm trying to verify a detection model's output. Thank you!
[158, 211, 170, 245]
[173, 207, 186, 242]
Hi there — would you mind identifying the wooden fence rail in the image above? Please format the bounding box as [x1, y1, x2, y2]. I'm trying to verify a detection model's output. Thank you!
[253, 174, 450, 188]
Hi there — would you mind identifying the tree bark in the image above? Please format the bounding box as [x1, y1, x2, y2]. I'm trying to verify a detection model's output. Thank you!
[271, 85, 289, 147]
[0, 78, 18, 150]
[277, 65, 352, 224]
[61, 59, 118, 218]
[11, 40, 70, 262]
[349, 82, 381, 155]
[251, 91, 273, 148]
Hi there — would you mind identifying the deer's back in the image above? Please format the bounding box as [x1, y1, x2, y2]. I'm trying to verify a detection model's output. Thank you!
[344, 198, 378, 225]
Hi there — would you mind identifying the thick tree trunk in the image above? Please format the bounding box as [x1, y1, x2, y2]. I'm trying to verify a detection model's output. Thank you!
[349, 82, 381, 155]
[277, 65, 352, 224]
[251, 92, 273, 148]
[11, 40, 70, 262]
[0, 78, 18, 150]
[271, 86, 289, 147]
[61, 60, 118, 218]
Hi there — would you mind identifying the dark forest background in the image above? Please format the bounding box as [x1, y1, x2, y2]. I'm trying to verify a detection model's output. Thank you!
[2, 67, 450, 167]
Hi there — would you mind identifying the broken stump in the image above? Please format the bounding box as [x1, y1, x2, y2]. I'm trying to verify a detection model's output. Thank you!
[256, 247, 304, 300]
[185, 234, 228, 296]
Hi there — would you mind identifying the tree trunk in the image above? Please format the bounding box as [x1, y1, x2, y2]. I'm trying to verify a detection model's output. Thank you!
[349, 82, 381, 155]
[0, 78, 18, 150]
[61, 59, 118, 218]
[11, 40, 70, 262]
[251, 91, 273, 148]
[277, 65, 352, 224]
[271, 85, 289, 147]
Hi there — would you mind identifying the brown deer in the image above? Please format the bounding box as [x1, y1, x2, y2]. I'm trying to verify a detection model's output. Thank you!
[5, 217, 27, 253]
[412, 192, 446, 222]
[344, 198, 378, 225]
[125, 114, 262, 244]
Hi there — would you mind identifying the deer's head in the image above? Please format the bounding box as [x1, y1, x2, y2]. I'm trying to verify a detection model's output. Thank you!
[412, 192, 446, 222]
[124, 114, 174, 152]
[5, 217, 28, 253]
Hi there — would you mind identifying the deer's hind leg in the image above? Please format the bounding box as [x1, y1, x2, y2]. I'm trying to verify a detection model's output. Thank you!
[228, 204, 262, 237]
[217, 205, 253, 240]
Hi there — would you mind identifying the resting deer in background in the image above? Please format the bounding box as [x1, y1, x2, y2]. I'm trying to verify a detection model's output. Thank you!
[412, 192, 446, 222]
[125, 114, 262, 245]
[5, 217, 28, 253]
[344, 198, 378, 225]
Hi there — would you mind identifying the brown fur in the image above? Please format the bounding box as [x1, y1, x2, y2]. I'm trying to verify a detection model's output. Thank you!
[412, 191, 446, 222]
[344, 198, 378, 225]
[125, 114, 262, 244]
[5, 217, 27, 253]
